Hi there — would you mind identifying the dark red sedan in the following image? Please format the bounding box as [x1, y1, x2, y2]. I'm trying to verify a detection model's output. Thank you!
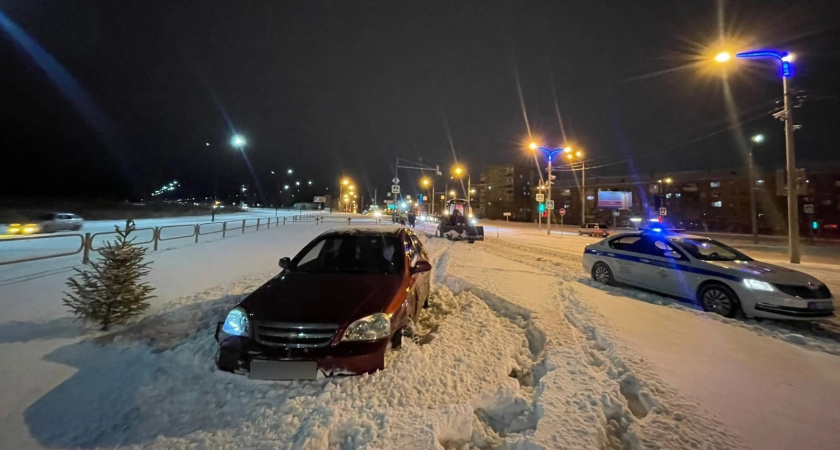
[216, 226, 432, 379]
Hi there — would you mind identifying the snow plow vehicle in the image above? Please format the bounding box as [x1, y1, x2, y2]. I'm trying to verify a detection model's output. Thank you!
[436, 199, 484, 243]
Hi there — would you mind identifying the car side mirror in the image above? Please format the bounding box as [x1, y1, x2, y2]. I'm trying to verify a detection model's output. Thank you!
[411, 260, 432, 274]
[278, 257, 291, 269]
[663, 251, 681, 259]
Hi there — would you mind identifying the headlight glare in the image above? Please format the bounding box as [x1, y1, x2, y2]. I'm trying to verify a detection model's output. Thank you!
[341, 313, 391, 342]
[743, 279, 775, 292]
[222, 307, 249, 336]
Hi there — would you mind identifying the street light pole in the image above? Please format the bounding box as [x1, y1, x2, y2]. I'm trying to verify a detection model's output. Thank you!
[734, 50, 799, 263]
[546, 157, 553, 235]
[782, 75, 800, 263]
[748, 134, 764, 244]
[581, 161, 586, 226]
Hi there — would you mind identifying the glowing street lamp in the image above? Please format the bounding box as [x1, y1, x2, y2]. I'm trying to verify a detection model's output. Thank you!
[714, 51, 731, 63]
[231, 134, 246, 148]
[719, 49, 800, 262]
[451, 165, 472, 216]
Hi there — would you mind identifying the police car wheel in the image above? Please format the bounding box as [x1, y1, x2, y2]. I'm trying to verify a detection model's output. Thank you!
[592, 263, 614, 285]
[698, 283, 741, 318]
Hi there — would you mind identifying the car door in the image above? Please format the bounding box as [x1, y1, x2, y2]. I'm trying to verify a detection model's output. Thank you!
[605, 234, 645, 285]
[402, 233, 422, 318]
[634, 237, 693, 297]
[408, 232, 431, 303]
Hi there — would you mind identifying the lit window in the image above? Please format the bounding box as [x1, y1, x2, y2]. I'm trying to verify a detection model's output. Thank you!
[712, 201, 722, 207]
[710, 181, 720, 188]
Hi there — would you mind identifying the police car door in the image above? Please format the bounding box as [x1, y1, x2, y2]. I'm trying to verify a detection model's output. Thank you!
[604, 234, 644, 284]
[637, 237, 693, 297]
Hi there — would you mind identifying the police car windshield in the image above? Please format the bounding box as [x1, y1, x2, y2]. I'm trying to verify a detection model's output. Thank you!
[672, 238, 752, 262]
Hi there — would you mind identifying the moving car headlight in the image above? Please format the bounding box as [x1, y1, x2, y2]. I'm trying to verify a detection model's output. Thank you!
[221, 307, 249, 336]
[7, 224, 21, 234]
[743, 279, 775, 292]
[470, 218, 477, 225]
[341, 313, 391, 342]
[22, 224, 39, 234]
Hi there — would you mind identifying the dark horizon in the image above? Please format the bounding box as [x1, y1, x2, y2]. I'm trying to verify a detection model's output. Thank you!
[2, 1, 839, 203]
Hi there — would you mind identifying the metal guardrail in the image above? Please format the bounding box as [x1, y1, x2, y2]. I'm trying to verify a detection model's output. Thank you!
[0, 234, 85, 266]
[0, 213, 323, 266]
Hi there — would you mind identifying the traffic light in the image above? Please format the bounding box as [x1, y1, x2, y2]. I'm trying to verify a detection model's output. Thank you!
[812, 221, 819, 230]
[538, 203, 545, 213]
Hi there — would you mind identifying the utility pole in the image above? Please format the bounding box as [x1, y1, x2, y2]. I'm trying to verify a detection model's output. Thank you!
[748, 134, 764, 244]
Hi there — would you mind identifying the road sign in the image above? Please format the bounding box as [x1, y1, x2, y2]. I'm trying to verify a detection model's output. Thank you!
[391, 184, 400, 194]
[391, 177, 400, 184]
[659, 207, 667, 216]
[546, 200, 555, 210]
[503, 212, 512, 217]
[559, 207, 566, 216]
[536, 193, 545, 202]
[804, 204, 814, 214]
[313, 196, 326, 203]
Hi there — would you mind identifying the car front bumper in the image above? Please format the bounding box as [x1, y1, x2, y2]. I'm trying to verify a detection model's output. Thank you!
[735, 288, 835, 320]
[215, 324, 389, 377]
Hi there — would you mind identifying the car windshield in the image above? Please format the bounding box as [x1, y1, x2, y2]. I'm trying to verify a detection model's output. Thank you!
[37, 214, 55, 220]
[672, 238, 753, 262]
[290, 234, 405, 274]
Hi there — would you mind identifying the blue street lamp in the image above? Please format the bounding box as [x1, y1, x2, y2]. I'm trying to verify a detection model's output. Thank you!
[529, 143, 570, 235]
[735, 50, 800, 263]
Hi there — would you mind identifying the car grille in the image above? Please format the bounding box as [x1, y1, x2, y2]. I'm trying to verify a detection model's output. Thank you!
[253, 321, 338, 348]
[773, 283, 832, 300]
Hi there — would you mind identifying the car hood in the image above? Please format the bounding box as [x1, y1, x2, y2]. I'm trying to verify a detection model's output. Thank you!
[238, 271, 405, 325]
[702, 260, 823, 285]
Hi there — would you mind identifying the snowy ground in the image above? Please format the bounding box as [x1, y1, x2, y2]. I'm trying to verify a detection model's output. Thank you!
[1, 217, 839, 449]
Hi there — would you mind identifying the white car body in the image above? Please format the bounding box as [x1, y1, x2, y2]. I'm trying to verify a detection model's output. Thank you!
[582, 230, 835, 320]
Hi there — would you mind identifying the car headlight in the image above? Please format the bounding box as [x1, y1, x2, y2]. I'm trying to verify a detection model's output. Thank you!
[221, 307, 249, 337]
[22, 224, 39, 234]
[470, 219, 477, 225]
[8, 224, 21, 233]
[341, 313, 391, 342]
[743, 279, 775, 292]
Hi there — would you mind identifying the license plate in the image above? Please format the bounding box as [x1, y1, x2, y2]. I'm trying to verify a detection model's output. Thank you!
[808, 302, 833, 311]
[249, 360, 318, 380]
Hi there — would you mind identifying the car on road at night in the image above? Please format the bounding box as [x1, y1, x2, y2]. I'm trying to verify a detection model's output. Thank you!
[216, 226, 432, 379]
[6, 213, 84, 235]
[583, 229, 834, 320]
[579, 223, 610, 237]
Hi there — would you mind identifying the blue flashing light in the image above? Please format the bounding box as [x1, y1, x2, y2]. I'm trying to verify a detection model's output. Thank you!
[736, 50, 793, 78]
[651, 227, 663, 233]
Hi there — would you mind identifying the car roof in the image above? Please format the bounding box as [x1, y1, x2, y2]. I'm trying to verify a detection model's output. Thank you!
[320, 226, 405, 237]
[608, 230, 711, 241]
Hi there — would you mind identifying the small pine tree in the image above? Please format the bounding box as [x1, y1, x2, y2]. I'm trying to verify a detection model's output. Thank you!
[63, 219, 156, 330]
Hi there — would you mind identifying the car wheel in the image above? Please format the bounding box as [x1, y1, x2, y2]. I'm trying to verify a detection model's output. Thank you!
[591, 262, 614, 285]
[698, 283, 741, 318]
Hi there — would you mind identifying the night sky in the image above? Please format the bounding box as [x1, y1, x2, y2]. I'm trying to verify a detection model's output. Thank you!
[2, 1, 838, 202]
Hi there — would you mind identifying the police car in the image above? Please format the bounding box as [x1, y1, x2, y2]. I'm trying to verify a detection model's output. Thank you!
[582, 228, 835, 320]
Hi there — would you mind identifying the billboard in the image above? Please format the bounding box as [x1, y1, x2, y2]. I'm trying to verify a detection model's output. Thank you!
[597, 190, 632, 210]
[313, 196, 327, 203]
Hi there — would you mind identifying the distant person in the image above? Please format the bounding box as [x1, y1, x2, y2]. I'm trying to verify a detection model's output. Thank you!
[450, 209, 461, 226]
[407, 211, 416, 228]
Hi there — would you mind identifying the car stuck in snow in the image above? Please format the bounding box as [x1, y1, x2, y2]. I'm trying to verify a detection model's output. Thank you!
[583, 229, 835, 320]
[216, 226, 432, 379]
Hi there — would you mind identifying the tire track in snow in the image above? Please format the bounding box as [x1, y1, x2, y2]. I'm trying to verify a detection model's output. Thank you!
[429, 239, 549, 444]
[477, 239, 745, 449]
